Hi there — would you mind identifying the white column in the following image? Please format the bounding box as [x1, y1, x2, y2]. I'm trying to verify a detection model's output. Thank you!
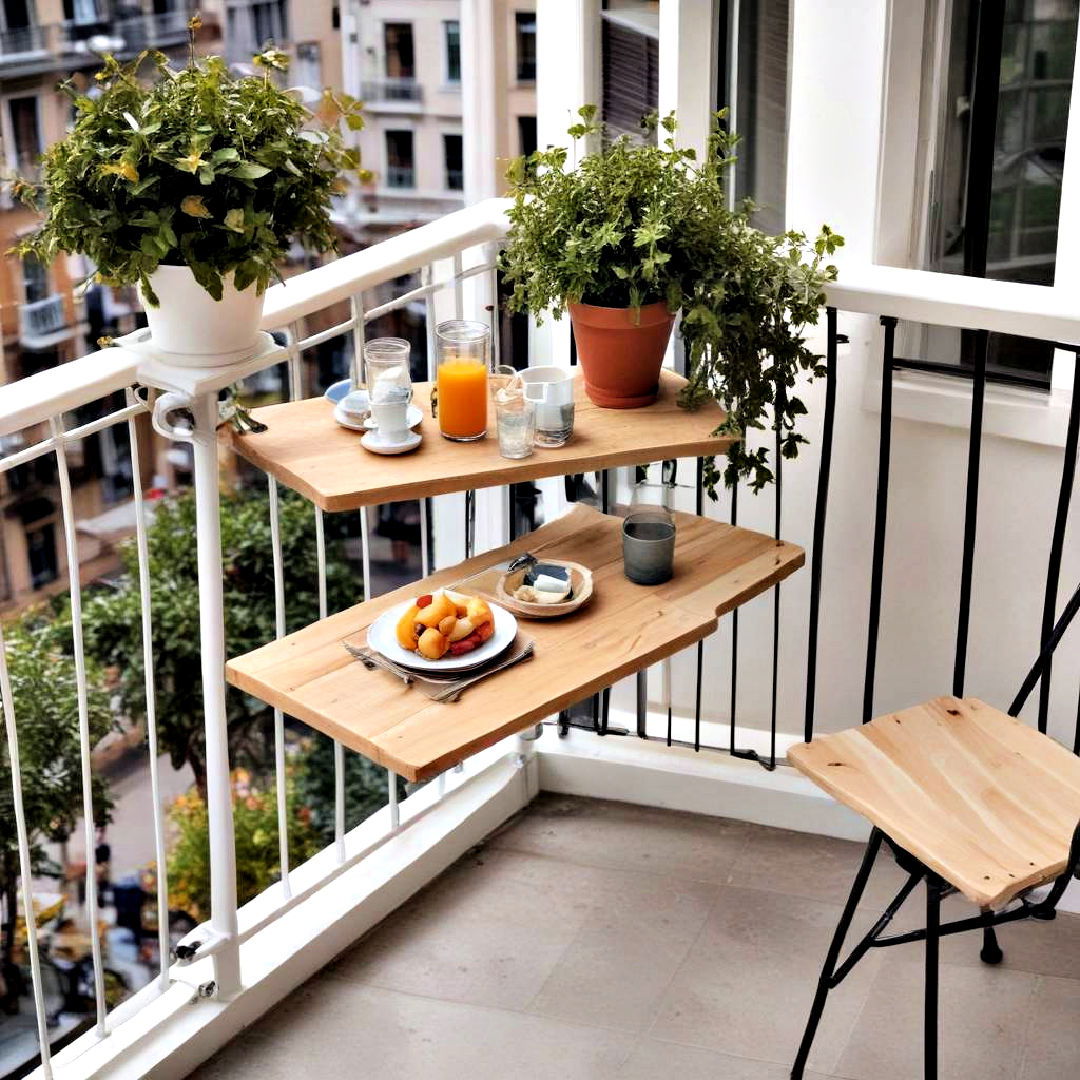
[658, 0, 718, 158]
[190, 392, 242, 997]
[461, 0, 501, 202]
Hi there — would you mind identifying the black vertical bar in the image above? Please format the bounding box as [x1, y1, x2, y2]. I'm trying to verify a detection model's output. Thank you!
[768, 380, 784, 771]
[804, 308, 838, 743]
[924, 874, 942, 1080]
[1037, 355, 1080, 731]
[728, 481, 740, 751]
[863, 317, 896, 725]
[598, 468, 612, 735]
[465, 488, 475, 558]
[962, 0, 1006, 280]
[693, 457, 705, 752]
[952, 329, 988, 697]
[506, 485, 518, 543]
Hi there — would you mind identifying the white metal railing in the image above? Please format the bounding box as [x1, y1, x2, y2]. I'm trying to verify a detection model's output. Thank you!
[3, 199, 1080, 1077]
[360, 76, 424, 103]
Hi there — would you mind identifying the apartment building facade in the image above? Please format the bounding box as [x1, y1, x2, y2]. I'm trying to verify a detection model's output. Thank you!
[0, 0, 220, 607]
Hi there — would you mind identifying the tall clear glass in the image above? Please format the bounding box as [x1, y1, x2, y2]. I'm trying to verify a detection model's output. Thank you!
[364, 337, 412, 406]
[435, 320, 489, 441]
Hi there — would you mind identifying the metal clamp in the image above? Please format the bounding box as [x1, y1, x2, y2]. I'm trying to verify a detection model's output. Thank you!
[151, 390, 196, 441]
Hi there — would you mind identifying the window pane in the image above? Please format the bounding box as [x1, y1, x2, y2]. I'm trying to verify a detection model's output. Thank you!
[444, 133, 463, 190]
[385, 130, 414, 188]
[515, 12, 537, 81]
[445, 20, 461, 82]
[385, 22, 415, 79]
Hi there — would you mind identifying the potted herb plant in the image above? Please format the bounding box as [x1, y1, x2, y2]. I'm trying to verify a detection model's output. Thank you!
[13, 22, 366, 367]
[500, 107, 843, 492]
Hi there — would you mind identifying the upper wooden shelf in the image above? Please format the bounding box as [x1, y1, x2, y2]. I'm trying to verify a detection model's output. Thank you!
[227, 369, 732, 511]
[226, 504, 803, 782]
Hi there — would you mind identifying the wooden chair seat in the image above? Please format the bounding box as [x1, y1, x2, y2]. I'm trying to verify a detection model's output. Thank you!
[788, 696, 1080, 909]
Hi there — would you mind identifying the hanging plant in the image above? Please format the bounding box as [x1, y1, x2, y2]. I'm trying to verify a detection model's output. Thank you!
[500, 106, 844, 493]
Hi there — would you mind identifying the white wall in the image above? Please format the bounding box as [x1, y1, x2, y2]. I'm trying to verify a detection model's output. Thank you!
[645, 0, 1080, 749]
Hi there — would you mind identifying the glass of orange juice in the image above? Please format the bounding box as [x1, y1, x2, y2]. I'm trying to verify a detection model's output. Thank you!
[435, 320, 490, 441]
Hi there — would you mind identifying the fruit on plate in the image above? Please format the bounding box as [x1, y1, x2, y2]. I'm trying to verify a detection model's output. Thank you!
[395, 589, 496, 660]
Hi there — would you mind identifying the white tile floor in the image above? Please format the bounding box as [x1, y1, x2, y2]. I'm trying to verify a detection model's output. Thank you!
[190, 794, 1080, 1079]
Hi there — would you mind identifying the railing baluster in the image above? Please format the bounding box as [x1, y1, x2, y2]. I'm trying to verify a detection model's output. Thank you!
[126, 390, 173, 986]
[863, 317, 897, 724]
[50, 415, 108, 1035]
[952, 329, 988, 697]
[693, 457, 705, 752]
[767, 382, 784, 771]
[0, 618, 54, 1077]
[1037, 352, 1080, 731]
[452, 252, 465, 320]
[804, 308, 839, 743]
[267, 475, 291, 899]
[727, 481, 740, 753]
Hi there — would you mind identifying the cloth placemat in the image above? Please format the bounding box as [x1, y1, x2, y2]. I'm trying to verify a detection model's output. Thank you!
[343, 632, 535, 702]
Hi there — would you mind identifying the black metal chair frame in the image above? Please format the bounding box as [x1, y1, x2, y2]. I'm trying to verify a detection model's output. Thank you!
[791, 578, 1080, 1079]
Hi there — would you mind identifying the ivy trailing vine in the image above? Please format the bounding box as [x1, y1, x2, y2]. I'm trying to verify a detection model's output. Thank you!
[500, 107, 844, 494]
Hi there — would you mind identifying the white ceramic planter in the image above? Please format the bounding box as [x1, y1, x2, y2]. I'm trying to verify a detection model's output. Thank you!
[138, 265, 265, 367]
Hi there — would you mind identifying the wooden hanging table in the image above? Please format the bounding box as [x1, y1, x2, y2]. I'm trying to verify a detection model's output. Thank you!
[226, 504, 803, 781]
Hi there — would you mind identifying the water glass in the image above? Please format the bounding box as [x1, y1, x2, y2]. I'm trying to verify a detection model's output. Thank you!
[622, 507, 676, 585]
[495, 388, 535, 460]
[364, 338, 412, 406]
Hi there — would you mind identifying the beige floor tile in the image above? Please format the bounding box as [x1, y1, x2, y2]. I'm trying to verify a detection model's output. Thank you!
[490, 792, 752, 883]
[833, 956, 1039, 1080]
[191, 982, 635, 1080]
[650, 885, 883, 1074]
[617, 1038, 832, 1079]
[1018, 975, 1080, 1080]
[527, 871, 717, 1030]
[325, 850, 586, 1009]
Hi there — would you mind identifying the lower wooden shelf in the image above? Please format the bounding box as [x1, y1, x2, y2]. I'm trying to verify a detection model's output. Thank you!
[225, 504, 804, 782]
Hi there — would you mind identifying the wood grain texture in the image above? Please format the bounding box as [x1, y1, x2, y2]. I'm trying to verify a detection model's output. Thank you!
[226, 504, 803, 782]
[788, 697, 1080, 908]
[227, 370, 733, 511]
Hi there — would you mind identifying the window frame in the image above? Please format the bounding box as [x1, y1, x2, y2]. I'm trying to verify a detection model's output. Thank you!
[515, 11, 537, 83]
[384, 128, 416, 189]
[383, 21, 415, 81]
[442, 131, 464, 192]
[444, 19, 461, 85]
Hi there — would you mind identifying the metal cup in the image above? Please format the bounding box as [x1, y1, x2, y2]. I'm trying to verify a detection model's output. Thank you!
[622, 508, 676, 585]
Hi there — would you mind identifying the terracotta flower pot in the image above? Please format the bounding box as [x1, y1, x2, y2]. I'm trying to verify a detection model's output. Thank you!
[568, 300, 676, 408]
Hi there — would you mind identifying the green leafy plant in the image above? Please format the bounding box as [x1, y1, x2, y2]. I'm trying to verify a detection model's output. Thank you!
[0, 612, 114, 1005]
[13, 22, 367, 303]
[80, 487, 355, 798]
[166, 767, 321, 920]
[500, 107, 844, 492]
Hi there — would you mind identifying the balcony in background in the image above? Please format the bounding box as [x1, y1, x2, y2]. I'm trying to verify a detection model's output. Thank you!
[19, 294, 73, 351]
[360, 77, 424, 112]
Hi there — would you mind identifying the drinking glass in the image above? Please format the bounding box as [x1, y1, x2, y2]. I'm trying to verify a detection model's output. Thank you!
[364, 338, 412, 408]
[435, 321, 489, 441]
[622, 507, 676, 585]
[494, 380, 535, 460]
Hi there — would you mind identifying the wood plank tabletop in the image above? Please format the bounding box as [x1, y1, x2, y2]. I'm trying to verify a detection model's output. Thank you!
[227, 369, 733, 511]
[226, 504, 803, 782]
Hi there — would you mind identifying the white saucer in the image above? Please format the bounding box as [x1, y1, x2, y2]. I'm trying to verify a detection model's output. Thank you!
[361, 429, 422, 455]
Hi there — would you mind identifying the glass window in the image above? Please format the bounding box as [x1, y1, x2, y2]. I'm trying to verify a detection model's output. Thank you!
[602, 17, 659, 142]
[921, 0, 1079, 386]
[26, 521, 57, 589]
[518, 115, 537, 158]
[445, 20, 461, 83]
[293, 42, 321, 90]
[384, 22, 415, 80]
[444, 133, 463, 191]
[7, 95, 41, 171]
[22, 254, 48, 305]
[515, 12, 537, 81]
[385, 129, 415, 188]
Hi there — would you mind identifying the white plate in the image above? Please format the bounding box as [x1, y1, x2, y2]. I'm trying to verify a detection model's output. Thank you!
[361, 429, 422, 455]
[333, 402, 368, 430]
[367, 598, 518, 673]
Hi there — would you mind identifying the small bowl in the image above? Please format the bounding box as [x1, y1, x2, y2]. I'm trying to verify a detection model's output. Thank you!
[495, 560, 594, 619]
[323, 379, 354, 405]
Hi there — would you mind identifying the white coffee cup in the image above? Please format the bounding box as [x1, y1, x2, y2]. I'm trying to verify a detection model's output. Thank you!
[371, 399, 410, 443]
[520, 366, 575, 447]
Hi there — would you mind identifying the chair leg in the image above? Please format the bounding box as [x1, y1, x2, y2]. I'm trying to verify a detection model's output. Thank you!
[925, 874, 942, 1080]
[979, 916, 1003, 965]
[791, 828, 884, 1079]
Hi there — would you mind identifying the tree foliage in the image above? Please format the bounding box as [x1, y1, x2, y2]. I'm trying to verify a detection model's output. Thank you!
[0, 614, 114, 976]
[81, 487, 355, 796]
[500, 107, 844, 493]
[14, 32, 367, 303]
[166, 767, 321, 920]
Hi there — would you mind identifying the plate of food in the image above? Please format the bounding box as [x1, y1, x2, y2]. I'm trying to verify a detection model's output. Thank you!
[367, 589, 517, 673]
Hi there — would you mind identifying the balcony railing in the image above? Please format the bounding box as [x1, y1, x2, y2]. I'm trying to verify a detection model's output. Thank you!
[385, 164, 415, 188]
[360, 76, 424, 104]
[1, 198, 1080, 1078]
[19, 294, 68, 346]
